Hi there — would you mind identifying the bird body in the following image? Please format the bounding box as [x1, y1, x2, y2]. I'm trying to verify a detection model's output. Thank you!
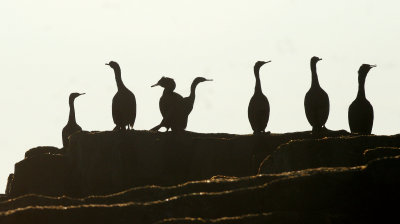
[62, 93, 84, 147]
[304, 56, 329, 133]
[106, 61, 136, 130]
[151, 77, 184, 131]
[248, 60, 271, 134]
[348, 64, 376, 134]
[112, 88, 136, 129]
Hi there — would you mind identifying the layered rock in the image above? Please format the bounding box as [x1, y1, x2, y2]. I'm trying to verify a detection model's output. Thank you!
[3, 130, 400, 223]
[9, 130, 349, 197]
[0, 157, 400, 223]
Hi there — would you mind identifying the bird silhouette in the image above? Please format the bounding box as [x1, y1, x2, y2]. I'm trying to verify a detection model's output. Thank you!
[304, 56, 330, 133]
[106, 61, 136, 131]
[348, 64, 376, 134]
[248, 60, 271, 134]
[151, 77, 184, 131]
[179, 77, 213, 130]
[62, 92, 85, 147]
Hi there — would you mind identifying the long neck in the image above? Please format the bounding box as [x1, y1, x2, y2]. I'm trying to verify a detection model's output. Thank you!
[68, 99, 76, 124]
[189, 81, 199, 102]
[113, 67, 125, 90]
[357, 74, 367, 98]
[254, 67, 262, 94]
[311, 61, 320, 88]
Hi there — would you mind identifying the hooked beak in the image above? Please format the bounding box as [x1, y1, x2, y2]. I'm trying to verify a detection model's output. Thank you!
[260, 60, 272, 65]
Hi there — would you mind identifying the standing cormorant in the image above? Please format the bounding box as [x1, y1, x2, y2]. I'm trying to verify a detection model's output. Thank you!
[151, 77, 184, 131]
[62, 92, 85, 147]
[180, 77, 213, 130]
[304, 56, 330, 133]
[248, 60, 271, 134]
[348, 64, 376, 134]
[106, 61, 136, 130]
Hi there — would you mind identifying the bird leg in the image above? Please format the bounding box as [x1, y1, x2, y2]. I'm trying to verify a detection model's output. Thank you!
[151, 124, 162, 131]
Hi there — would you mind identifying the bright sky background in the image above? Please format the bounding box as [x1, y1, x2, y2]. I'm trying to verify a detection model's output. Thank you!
[0, 0, 399, 191]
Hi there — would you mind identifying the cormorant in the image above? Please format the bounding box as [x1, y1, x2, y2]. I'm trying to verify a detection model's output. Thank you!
[62, 92, 85, 147]
[348, 64, 376, 134]
[304, 56, 330, 133]
[180, 77, 213, 130]
[151, 77, 184, 131]
[106, 61, 136, 130]
[248, 60, 271, 134]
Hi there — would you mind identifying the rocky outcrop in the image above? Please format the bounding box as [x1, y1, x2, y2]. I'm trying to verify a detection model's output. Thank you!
[1, 157, 400, 223]
[258, 134, 400, 174]
[12, 154, 69, 196]
[10, 130, 349, 197]
[3, 130, 400, 223]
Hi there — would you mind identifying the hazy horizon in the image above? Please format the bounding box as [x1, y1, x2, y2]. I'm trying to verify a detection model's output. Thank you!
[1, 0, 399, 190]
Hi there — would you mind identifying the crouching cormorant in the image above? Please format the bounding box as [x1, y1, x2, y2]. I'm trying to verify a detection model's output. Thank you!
[151, 77, 183, 131]
[62, 92, 85, 147]
[248, 60, 271, 134]
[106, 61, 136, 130]
[304, 56, 329, 133]
[348, 64, 376, 134]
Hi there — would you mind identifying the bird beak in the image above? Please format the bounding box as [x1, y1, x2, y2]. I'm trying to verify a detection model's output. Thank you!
[80, 93, 86, 96]
[370, 64, 377, 68]
[318, 58, 322, 61]
[151, 83, 159, 87]
[205, 79, 213, 81]
[266, 60, 272, 63]
[105, 63, 109, 66]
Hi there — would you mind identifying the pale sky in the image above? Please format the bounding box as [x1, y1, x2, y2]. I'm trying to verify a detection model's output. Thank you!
[0, 0, 399, 191]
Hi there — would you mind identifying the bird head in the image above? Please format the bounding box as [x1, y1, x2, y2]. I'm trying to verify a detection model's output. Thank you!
[193, 77, 213, 85]
[358, 64, 376, 75]
[254, 60, 271, 70]
[105, 61, 120, 69]
[311, 56, 322, 64]
[151, 76, 176, 90]
[69, 92, 85, 102]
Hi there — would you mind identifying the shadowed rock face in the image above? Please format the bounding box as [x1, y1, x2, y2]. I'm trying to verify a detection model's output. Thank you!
[1, 157, 400, 223]
[4, 131, 400, 223]
[10, 130, 350, 197]
[258, 135, 400, 174]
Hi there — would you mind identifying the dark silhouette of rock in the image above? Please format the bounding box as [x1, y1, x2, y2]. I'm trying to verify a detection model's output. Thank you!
[304, 56, 330, 134]
[258, 134, 400, 174]
[151, 77, 184, 131]
[348, 64, 376, 134]
[5, 174, 14, 195]
[4, 131, 400, 223]
[106, 61, 136, 131]
[363, 147, 400, 163]
[9, 130, 349, 197]
[62, 93, 84, 147]
[1, 156, 400, 223]
[248, 60, 271, 134]
[24, 146, 60, 159]
[11, 154, 69, 196]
